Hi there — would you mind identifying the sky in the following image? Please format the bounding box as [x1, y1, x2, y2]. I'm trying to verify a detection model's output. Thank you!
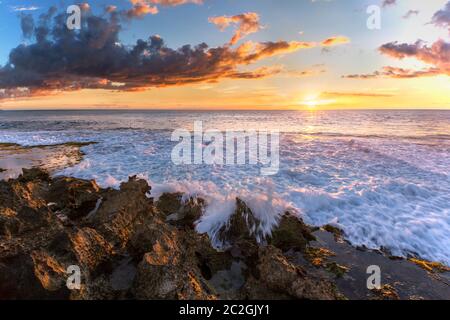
[0, 0, 449, 109]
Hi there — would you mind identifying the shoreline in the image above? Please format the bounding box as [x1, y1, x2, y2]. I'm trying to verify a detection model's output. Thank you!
[0, 167, 449, 300]
[0, 142, 95, 180]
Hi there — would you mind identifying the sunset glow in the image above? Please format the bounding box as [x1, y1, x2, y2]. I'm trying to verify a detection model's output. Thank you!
[0, 0, 449, 110]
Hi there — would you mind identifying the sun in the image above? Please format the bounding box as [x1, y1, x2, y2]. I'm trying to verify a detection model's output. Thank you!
[304, 100, 318, 108]
[301, 94, 319, 109]
[299, 94, 335, 109]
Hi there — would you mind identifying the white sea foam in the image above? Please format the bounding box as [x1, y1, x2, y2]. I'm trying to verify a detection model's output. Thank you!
[1, 110, 449, 265]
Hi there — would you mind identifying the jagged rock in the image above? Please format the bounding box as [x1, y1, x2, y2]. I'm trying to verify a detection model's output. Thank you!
[156, 193, 183, 216]
[269, 213, 316, 252]
[31, 249, 68, 291]
[157, 193, 204, 228]
[184, 229, 234, 280]
[217, 198, 261, 245]
[0, 206, 52, 237]
[0, 253, 69, 299]
[46, 177, 101, 220]
[69, 227, 114, 273]
[18, 168, 50, 182]
[253, 246, 341, 300]
[132, 231, 216, 300]
[129, 217, 178, 258]
[241, 275, 292, 300]
[88, 177, 154, 248]
[0, 169, 351, 300]
[1, 170, 49, 211]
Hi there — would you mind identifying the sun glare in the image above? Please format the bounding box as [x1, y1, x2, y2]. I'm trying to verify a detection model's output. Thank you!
[300, 94, 334, 109]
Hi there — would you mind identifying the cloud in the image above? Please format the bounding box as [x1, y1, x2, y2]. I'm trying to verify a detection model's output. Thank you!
[126, 0, 158, 17]
[343, 66, 443, 79]
[343, 2, 450, 80]
[403, 10, 419, 19]
[209, 12, 262, 45]
[0, 9, 347, 100]
[79, 3, 91, 11]
[379, 40, 450, 71]
[431, 1, 450, 33]
[321, 91, 395, 98]
[289, 68, 326, 77]
[147, 0, 204, 6]
[382, 0, 396, 8]
[320, 36, 350, 46]
[124, 0, 203, 17]
[10, 6, 39, 12]
[105, 5, 117, 13]
[20, 13, 35, 38]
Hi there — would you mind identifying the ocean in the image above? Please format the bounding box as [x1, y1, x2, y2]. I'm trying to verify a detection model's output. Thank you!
[1, 109, 449, 265]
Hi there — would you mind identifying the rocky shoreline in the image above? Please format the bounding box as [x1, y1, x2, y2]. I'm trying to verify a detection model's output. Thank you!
[0, 142, 94, 180]
[0, 168, 449, 300]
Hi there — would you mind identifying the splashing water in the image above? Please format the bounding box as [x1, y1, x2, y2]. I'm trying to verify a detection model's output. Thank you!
[1, 109, 449, 264]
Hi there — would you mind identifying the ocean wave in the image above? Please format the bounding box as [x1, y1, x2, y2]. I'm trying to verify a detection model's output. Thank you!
[1, 110, 450, 265]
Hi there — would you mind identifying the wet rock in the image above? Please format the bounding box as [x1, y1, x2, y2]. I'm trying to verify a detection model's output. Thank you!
[408, 258, 450, 273]
[157, 193, 204, 228]
[269, 213, 316, 252]
[156, 193, 183, 216]
[109, 257, 137, 291]
[370, 284, 400, 300]
[217, 198, 260, 245]
[323, 224, 345, 243]
[304, 247, 335, 267]
[325, 262, 349, 278]
[185, 230, 234, 280]
[2, 169, 447, 300]
[209, 261, 247, 299]
[241, 275, 292, 300]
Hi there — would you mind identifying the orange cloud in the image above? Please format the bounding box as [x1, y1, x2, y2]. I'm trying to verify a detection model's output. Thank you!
[209, 12, 262, 45]
[344, 40, 450, 79]
[125, 0, 203, 17]
[147, 0, 204, 6]
[321, 36, 350, 47]
[127, 0, 158, 17]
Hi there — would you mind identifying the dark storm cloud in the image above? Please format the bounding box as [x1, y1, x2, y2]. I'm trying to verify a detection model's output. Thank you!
[0, 8, 346, 99]
[20, 13, 35, 38]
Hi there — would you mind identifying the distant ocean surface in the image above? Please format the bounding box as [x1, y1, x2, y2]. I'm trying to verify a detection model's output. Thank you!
[1, 109, 450, 265]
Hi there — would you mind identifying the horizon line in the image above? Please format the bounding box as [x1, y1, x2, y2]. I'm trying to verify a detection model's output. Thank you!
[2, 107, 450, 112]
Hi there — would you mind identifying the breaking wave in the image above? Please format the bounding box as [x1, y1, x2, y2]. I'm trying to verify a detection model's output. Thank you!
[1, 110, 449, 265]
